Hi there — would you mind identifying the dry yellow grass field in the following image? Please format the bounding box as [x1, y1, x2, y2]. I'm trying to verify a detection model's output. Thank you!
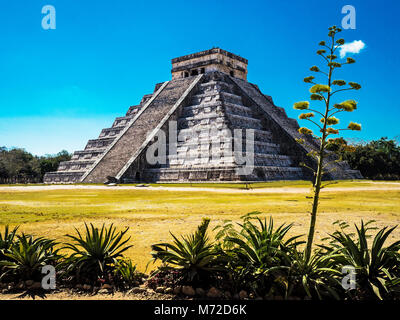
[0, 180, 399, 272]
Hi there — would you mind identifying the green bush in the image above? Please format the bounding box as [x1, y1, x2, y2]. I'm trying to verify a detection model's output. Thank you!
[328, 137, 400, 180]
[215, 213, 302, 295]
[150, 218, 222, 286]
[0, 233, 60, 282]
[114, 258, 142, 288]
[152, 215, 400, 300]
[284, 248, 343, 299]
[325, 221, 400, 299]
[0, 225, 19, 262]
[62, 223, 132, 284]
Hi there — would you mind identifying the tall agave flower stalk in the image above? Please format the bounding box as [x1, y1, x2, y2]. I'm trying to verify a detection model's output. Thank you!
[293, 25, 362, 261]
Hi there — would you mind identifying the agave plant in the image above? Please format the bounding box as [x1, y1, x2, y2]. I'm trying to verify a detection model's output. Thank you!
[0, 225, 19, 261]
[0, 233, 60, 281]
[285, 248, 343, 300]
[62, 223, 132, 283]
[222, 215, 302, 268]
[327, 221, 400, 299]
[114, 258, 140, 287]
[216, 214, 303, 295]
[150, 218, 220, 284]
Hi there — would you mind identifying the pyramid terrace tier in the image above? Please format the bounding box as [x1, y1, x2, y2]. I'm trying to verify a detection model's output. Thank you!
[167, 152, 294, 167]
[183, 101, 254, 118]
[140, 166, 304, 182]
[178, 112, 263, 130]
[43, 171, 84, 184]
[178, 126, 274, 142]
[71, 149, 106, 161]
[170, 140, 280, 155]
[57, 159, 96, 172]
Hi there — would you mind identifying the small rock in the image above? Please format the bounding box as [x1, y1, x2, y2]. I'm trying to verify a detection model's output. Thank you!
[17, 282, 25, 289]
[206, 287, 222, 299]
[182, 286, 195, 296]
[164, 287, 173, 294]
[249, 292, 255, 299]
[238, 290, 248, 299]
[173, 286, 182, 295]
[25, 280, 34, 287]
[195, 288, 206, 297]
[129, 287, 147, 294]
[98, 289, 109, 294]
[224, 291, 232, 299]
[155, 286, 166, 293]
[101, 283, 112, 290]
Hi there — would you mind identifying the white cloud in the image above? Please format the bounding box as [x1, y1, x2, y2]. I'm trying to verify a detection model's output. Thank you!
[339, 40, 366, 58]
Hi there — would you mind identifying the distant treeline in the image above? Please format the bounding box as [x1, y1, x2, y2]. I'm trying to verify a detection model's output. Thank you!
[0, 147, 71, 184]
[328, 137, 400, 180]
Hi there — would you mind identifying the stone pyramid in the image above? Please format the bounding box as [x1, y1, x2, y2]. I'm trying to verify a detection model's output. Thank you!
[44, 48, 362, 184]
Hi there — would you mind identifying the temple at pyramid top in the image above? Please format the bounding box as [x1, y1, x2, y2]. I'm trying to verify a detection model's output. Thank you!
[171, 48, 248, 80]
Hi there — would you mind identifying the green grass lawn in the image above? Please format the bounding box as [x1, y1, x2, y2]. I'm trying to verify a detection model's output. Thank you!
[0, 180, 399, 271]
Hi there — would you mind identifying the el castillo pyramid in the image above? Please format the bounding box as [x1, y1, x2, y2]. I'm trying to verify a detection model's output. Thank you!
[44, 48, 362, 184]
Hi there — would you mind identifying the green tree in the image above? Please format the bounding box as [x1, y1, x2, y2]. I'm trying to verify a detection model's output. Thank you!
[0, 147, 71, 183]
[332, 137, 400, 180]
[293, 26, 362, 261]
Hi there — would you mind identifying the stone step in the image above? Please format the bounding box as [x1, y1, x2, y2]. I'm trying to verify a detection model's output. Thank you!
[220, 91, 243, 104]
[226, 113, 263, 130]
[142, 165, 303, 182]
[71, 149, 105, 161]
[183, 101, 223, 114]
[112, 116, 133, 128]
[182, 101, 252, 118]
[199, 80, 235, 94]
[224, 102, 253, 117]
[43, 171, 85, 183]
[178, 125, 273, 142]
[170, 140, 279, 153]
[167, 152, 292, 167]
[85, 137, 116, 149]
[58, 159, 95, 172]
[126, 105, 142, 116]
[99, 126, 125, 138]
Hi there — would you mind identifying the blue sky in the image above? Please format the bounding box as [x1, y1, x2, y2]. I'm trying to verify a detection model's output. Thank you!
[0, 0, 399, 155]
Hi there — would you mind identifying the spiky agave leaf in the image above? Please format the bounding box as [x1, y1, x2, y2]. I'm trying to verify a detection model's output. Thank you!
[328, 221, 400, 299]
[150, 218, 221, 282]
[62, 223, 132, 280]
[0, 233, 60, 281]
